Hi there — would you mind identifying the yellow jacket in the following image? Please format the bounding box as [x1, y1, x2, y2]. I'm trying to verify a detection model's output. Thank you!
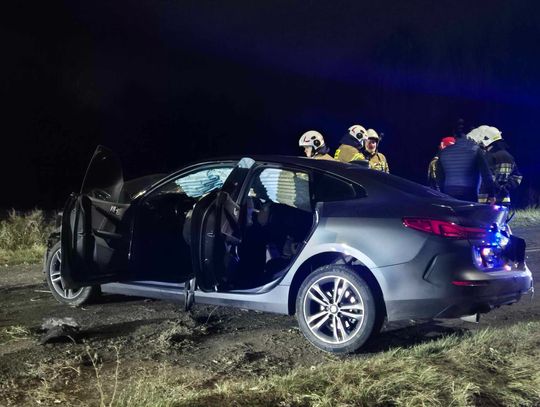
[313, 153, 335, 160]
[364, 151, 389, 173]
[334, 144, 365, 162]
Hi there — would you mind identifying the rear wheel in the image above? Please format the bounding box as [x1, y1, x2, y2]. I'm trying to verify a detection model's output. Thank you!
[45, 242, 100, 306]
[296, 265, 379, 353]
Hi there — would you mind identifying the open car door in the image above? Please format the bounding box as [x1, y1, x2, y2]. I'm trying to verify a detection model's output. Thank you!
[190, 157, 255, 291]
[61, 146, 132, 289]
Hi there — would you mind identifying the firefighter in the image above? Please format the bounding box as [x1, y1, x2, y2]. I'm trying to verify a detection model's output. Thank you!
[361, 129, 389, 173]
[428, 136, 456, 190]
[298, 130, 334, 160]
[334, 124, 367, 162]
[468, 126, 522, 206]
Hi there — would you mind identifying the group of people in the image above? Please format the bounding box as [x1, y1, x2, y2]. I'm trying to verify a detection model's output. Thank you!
[428, 125, 522, 207]
[298, 124, 390, 173]
[298, 122, 522, 207]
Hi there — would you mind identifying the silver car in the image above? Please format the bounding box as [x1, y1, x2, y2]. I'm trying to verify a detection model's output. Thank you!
[44, 146, 533, 353]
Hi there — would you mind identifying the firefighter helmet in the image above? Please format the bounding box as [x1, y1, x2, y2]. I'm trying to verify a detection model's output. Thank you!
[439, 136, 456, 150]
[348, 124, 368, 142]
[366, 128, 380, 140]
[299, 130, 325, 150]
[467, 125, 502, 148]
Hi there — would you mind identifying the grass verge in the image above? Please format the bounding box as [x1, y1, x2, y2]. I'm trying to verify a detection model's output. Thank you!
[0, 210, 53, 266]
[113, 321, 540, 407]
[511, 208, 540, 227]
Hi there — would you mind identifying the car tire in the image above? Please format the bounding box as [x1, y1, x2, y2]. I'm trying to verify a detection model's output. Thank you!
[296, 265, 379, 354]
[45, 242, 100, 306]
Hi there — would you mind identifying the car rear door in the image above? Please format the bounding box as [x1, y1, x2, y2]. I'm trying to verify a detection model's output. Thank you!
[61, 146, 133, 288]
[190, 157, 255, 291]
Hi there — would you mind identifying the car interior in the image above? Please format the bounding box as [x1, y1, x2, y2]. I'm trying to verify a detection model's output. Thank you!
[228, 167, 315, 289]
[130, 165, 315, 289]
[131, 166, 234, 282]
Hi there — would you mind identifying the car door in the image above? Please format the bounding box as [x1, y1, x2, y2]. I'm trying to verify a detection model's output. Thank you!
[190, 157, 256, 291]
[128, 163, 236, 283]
[61, 146, 133, 288]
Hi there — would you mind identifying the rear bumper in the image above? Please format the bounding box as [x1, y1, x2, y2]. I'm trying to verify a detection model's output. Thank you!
[380, 252, 533, 322]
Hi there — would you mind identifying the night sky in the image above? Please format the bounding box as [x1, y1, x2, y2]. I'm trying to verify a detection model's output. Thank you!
[3, 1, 540, 210]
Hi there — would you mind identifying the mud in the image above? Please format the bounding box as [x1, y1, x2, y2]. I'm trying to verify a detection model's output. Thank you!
[1, 226, 539, 406]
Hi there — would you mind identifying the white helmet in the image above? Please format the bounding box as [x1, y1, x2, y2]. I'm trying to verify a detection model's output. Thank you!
[348, 124, 368, 142]
[299, 130, 325, 150]
[467, 125, 502, 148]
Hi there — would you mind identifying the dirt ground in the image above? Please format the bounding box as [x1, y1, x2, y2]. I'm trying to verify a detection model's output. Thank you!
[1, 226, 539, 406]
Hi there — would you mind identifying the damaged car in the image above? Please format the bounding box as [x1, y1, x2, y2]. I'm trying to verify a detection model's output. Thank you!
[44, 146, 534, 353]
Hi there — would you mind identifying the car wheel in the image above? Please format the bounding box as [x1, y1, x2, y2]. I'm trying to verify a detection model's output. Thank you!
[45, 242, 100, 306]
[296, 265, 378, 354]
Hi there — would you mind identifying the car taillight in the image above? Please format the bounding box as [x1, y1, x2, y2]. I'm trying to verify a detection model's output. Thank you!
[403, 218, 486, 239]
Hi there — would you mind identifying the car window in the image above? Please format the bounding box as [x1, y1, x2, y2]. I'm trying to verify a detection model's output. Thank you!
[81, 146, 124, 202]
[313, 172, 366, 202]
[248, 167, 311, 212]
[150, 166, 234, 198]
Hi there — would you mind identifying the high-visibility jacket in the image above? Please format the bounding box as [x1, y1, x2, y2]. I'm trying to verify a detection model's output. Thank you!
[313, 152, 335, 160]
[428, 155, 440, 190]
[478, 141, 522, 205]
[334, 135, 365, 162]
[362, 150, 390, 173]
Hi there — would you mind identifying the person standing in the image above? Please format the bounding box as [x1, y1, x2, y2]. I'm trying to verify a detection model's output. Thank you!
[298, 130, 334, 160]
[435, 132, 495, 202]
[428, 136, 456, 190]
[467, 126, 522, 206]
[361, 129, 389, 173]
[334, 124, 367, 162]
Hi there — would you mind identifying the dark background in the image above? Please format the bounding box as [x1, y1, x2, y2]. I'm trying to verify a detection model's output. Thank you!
[2, 1, 539, 210]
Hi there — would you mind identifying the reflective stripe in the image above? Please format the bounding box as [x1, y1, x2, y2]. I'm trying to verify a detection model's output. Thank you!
[334, 149, 341, 159]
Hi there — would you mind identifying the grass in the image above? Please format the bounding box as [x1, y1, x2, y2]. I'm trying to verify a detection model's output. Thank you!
[0, 325, 31, 344]
[511, 207, 540, 227]
[0, 209, 53, 266]
[110, 321, 540, 407]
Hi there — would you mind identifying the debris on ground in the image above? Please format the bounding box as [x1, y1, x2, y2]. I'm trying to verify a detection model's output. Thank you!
[39, 317, 81, 344]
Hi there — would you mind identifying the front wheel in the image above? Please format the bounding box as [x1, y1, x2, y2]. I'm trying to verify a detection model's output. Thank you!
[296, 265, 379, 354]
[45, 242, 100, 306]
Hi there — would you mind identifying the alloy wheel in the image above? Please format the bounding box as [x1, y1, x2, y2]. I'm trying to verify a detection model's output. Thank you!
[48, 249, 84, 300]
[302, 274, 365, 344]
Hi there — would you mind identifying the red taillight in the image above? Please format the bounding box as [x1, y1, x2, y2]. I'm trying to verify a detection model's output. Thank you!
[403, 218, 486, 239]
[452, 280, 489, 287]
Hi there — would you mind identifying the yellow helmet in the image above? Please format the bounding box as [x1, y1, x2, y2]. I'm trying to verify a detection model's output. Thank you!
[366, 128, 380, 140]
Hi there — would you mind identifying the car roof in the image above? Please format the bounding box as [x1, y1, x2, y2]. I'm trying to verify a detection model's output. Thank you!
[193, 155, 370, 178]
[161, 154, 448, 203]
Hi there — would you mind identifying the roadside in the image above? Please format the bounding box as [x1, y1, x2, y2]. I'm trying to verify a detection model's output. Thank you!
[0, 226, 538, 406]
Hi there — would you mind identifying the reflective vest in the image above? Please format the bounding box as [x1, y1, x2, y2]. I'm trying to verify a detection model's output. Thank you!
[334, 144, 365, 162]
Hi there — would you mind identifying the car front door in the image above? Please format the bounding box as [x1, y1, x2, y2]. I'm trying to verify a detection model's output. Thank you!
[129, 163, 236, 283]
[61, 146, 133, 288]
